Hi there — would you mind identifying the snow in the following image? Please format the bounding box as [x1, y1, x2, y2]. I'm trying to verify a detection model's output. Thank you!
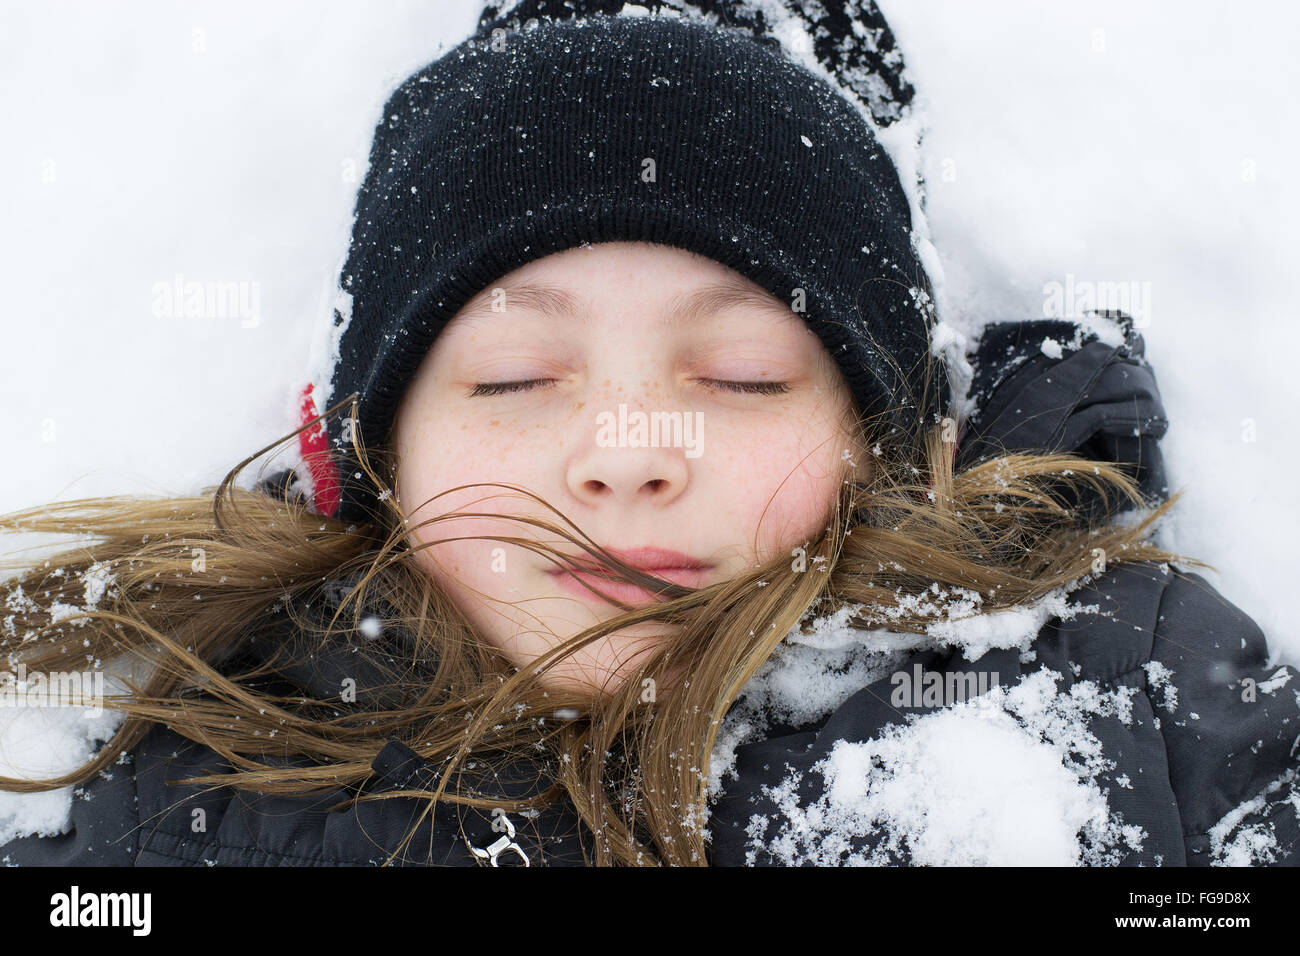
[708, 604, 930, 794]
[1142, 660, 1180, 713]
[1206, 767, 1300, 865]
[2, 0, 1297, 861]
[817, 578, 1104, 662]
[1258, 668, 1292, 695]
[709, 579, 1102, 793]
[0, 661, 135, 846]
[744, 669, 1147, 865]
[874, 0, 1300, 668]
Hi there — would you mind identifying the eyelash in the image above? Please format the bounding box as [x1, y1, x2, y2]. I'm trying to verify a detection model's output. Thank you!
[468, 378, 790, 397]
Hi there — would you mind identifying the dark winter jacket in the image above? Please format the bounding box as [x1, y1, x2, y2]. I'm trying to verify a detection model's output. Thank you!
[3, 314, 1297, 866]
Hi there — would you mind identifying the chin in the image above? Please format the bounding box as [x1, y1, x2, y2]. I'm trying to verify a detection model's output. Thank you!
[531, 628, 673, 700]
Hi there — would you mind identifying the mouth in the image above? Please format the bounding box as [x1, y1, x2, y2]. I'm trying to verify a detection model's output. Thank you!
[547, 547, 712, 605]
[566, 546, 710, 575]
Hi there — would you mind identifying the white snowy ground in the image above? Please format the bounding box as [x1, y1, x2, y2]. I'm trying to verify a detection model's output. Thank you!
[1, 1, 1297, 862]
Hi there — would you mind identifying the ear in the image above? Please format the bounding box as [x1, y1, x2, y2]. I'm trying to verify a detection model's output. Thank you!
[836, 395, 874, 483]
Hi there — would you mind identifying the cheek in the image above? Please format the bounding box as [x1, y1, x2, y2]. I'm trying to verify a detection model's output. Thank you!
[395, 417, 547, 597]
[397, 406, 558, 512]
[713, 416, 847, 561]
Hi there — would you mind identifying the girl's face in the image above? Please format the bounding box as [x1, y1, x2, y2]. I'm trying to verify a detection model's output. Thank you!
[391, 241, 867, 696]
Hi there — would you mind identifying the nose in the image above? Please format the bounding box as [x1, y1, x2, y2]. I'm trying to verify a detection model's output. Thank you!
[566, 418, 690, 507]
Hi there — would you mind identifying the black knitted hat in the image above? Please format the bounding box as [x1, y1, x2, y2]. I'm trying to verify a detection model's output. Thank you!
[311, 1, 946, 524]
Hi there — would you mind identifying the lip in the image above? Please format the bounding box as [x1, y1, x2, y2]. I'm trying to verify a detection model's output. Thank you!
[573, 547, 710, 573]
[547, 547, 712, 606]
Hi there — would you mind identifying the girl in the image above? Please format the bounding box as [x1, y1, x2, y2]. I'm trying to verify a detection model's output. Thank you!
[2, 0, 1296, 867]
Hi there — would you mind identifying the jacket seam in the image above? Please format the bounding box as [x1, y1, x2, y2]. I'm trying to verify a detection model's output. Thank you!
[1144, 568, 1206, 843]
[1075, 565, 1205, 846]
[140, 824, 379, 866]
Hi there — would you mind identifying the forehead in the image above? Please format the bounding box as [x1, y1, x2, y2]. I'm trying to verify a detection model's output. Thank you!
[460, 241, 792, 319]
[450, 277, 799, 333]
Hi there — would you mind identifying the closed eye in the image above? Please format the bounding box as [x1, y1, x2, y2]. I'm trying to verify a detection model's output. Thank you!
[701, 379, 790, 395]
[467, 378, 791, 397]
[468, 379, 556, 397]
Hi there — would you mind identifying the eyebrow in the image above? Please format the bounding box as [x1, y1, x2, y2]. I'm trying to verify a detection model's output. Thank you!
[453, 278, 793, 328]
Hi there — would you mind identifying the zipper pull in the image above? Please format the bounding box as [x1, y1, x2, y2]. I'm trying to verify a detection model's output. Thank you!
[467, 807, 531, 867]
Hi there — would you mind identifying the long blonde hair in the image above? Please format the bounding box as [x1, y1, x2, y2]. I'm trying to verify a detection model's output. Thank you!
[0, 350, 1206, 866]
